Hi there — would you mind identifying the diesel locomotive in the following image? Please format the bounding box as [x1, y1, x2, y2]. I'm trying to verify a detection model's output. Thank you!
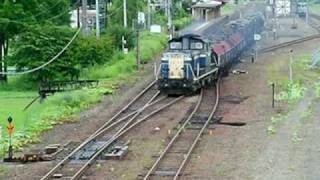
[157, 13, 264, 94]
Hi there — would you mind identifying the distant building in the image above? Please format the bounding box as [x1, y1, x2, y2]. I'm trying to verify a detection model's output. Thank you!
[269, 0, 291, 17]
[70, 1, 106, 30]
[191, 0, 226, 21]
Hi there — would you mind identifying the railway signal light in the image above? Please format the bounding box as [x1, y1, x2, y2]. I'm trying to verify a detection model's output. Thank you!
[6, 116, 14, 159]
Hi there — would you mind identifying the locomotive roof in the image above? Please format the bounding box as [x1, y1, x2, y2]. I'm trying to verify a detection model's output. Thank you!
[170, 34, 206, 42]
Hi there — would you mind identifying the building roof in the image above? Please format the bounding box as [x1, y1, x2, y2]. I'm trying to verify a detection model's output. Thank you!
[191, 0, 223, 9]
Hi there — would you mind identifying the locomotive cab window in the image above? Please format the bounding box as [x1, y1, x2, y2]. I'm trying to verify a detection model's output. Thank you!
[190, 41, 204, 50]
[169, 42, 182, 50]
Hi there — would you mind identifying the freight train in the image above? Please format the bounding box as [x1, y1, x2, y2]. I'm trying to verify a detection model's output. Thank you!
[157, 13, 265, 94]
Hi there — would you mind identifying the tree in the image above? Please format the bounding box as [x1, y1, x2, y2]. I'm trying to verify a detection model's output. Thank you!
[108, 0, 145, 27]
[0, 0, 71, 82]
[10, 25, 116, 81]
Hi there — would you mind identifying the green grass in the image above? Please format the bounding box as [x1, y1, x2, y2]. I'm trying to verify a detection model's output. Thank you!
[221, 3, 237, 15]
[310, 3, 320, 14]
[0, 88, 108, 155]
[0, 91, 38, 132]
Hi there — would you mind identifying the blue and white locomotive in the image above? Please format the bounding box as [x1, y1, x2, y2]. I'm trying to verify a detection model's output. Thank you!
[158, 34, 218, 94]
[158, 13, 264, 94]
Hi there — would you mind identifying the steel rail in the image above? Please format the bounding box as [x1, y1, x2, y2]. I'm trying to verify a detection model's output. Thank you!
[41, 80, 157, 180]
[89, 94, 167, 140]
[90, 80, 157, 138]
[143, 90, 204, 180]
[45, 91, 161, 180]
[309, 13, 320, 32]
[260, 34, 320, 53]
[143, 79, 220, 180]
[173, 79, 220, 180]
[71, 96, 185, 180]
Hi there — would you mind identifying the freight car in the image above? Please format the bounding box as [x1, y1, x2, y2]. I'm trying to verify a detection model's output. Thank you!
[157, 12, 264, 94]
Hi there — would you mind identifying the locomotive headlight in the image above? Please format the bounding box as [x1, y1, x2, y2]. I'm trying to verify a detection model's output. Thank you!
[184, 54, 192, 61]
[161, 54, 169, 61]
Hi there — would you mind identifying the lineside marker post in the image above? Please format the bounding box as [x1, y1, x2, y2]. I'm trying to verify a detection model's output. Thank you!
[289, 49, 293, 82]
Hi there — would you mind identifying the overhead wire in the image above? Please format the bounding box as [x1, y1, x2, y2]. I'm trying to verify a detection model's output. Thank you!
[0, 1, 124, 75]
[0, 27, 82, 75]
[0, 0, 80, 25]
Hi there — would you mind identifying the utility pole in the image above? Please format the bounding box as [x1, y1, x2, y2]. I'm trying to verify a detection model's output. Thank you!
[147, 0, 151, 29]
[136, 29, 140, 71]
[81, 0, 88, 35]
[306, 0, 309, 25]
[123, 0, 127, 28]
[289, 50, 293, 82]
[77, 6, 80, 28]
[168, 0, 172, 35]
[165, 0, 168, 16]
[96, 0, 100, 38]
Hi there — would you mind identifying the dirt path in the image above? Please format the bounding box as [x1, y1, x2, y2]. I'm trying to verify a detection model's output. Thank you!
[252, 90, 316, 180]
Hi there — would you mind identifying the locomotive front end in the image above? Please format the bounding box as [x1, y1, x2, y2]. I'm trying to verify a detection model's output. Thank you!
[158, 52, 195, 94]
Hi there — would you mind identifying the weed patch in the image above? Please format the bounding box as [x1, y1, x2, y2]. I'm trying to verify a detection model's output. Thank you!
[267, 113, 287, 135]
[275, 81, 305, 103]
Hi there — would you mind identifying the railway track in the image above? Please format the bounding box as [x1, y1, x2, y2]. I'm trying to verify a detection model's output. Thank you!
[310, 13, 320, 32]
[142, 79, 220, 180]
[260, 33, 320, 53]
[40, 80, 184, 180]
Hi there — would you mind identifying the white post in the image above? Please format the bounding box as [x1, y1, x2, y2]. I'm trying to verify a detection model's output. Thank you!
[96, 0, 100, 38]
[289, 50, 293, 82]
[306, 0, 309, 26]
[123, 0, 127, 28]
[197, 63, 200, 77]
[148, 0, 151, 29]
[255, 43, 258, 62]
[154, 62, 157, 79]
[82, 0, 88, 35]
[168, 0, 172, 33]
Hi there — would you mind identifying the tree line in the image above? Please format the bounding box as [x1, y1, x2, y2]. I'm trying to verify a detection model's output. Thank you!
[0, 0, 190, 83]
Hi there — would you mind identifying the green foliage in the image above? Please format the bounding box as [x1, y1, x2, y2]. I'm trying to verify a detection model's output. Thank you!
[275, 81, 305, 103]
[84, 32, 167, 79]
[271, 113, 286, 125]
[292, 131, 302, 143]
[310, 2, 320, 13]
[267, 113, 287, 135]
[221, 3, 237, 15]
[140, 32, 167, 63]
[267, 125, 276, 135]
[9, 26, 115, 81]
[109, 0, 145, 27]
[174, 16, 193, 31]
[9, 24, 75, 81]
[314, 82, 320, 97]
[64, 34, 115, 68]
[0, 0, 72, 66]
[152, 12, 168, 27]
[106, 25, 135, 50]
[0, 76, 37, 91]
